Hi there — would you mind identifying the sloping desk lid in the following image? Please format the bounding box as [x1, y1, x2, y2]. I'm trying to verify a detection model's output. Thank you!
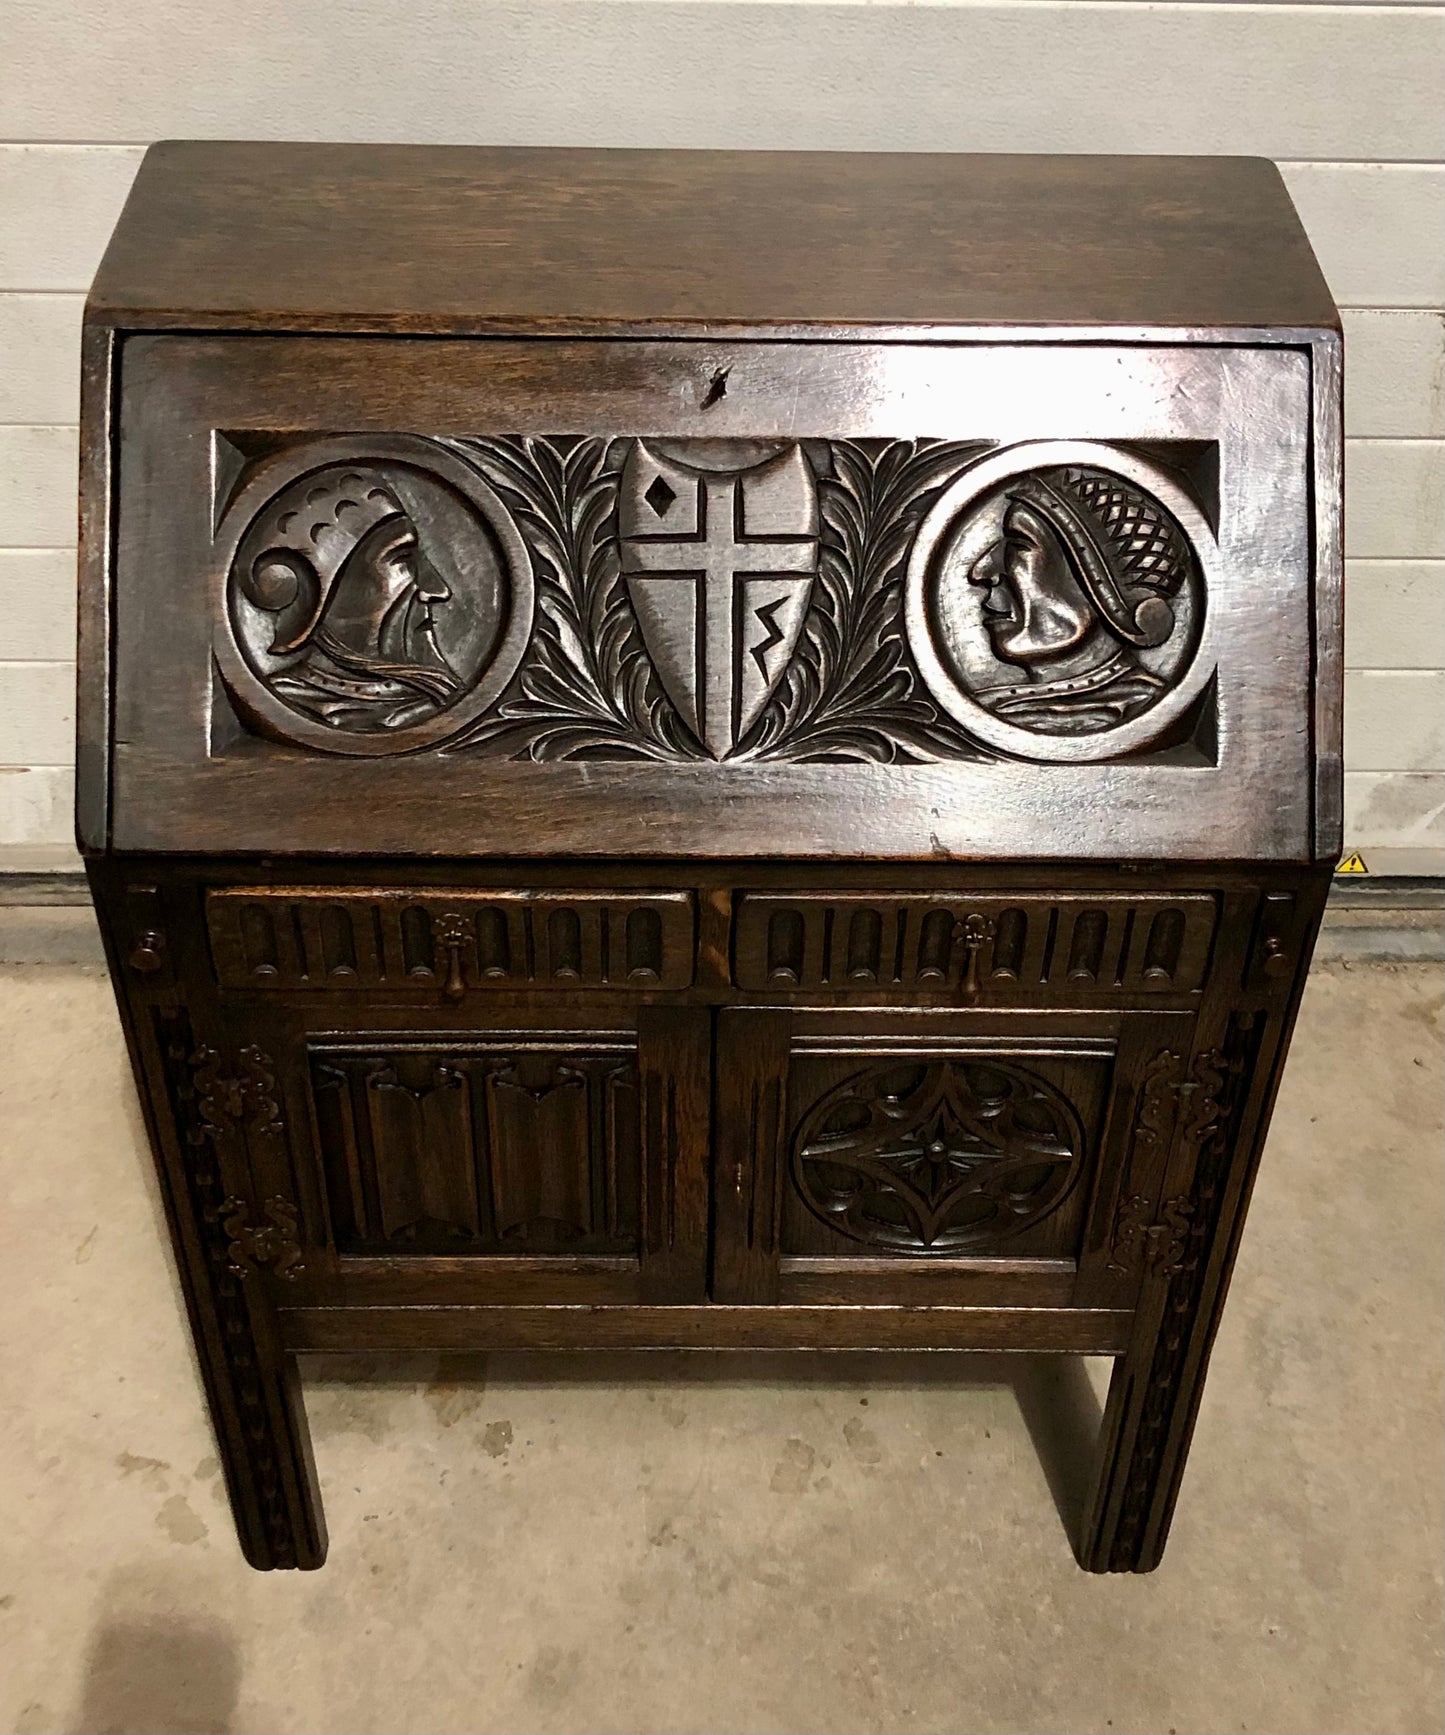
[79, 148, 1341, 862]
[84, 333, 1339, 863]
[85, 144, 1338, 338]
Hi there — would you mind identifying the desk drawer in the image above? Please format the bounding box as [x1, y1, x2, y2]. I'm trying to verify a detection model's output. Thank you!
[734, 891, 1217, 1000]
[207, 886, 696, 994]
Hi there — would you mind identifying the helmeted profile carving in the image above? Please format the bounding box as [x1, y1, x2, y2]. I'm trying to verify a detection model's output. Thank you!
[907, 443, 1212, 762]
[216, 440, 533, 756]
[238, 469, 465, 731]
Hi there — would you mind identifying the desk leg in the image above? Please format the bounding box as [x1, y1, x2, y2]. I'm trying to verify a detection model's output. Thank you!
[1079, 1009, 1276, 1572]
[148, 1010, 327, 1570]
[1078, 1282, 1211, 1572]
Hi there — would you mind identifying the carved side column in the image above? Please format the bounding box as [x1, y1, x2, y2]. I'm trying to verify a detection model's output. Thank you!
[1079, 1012, 1273, 1572]
[150, 1012, 326, 1569]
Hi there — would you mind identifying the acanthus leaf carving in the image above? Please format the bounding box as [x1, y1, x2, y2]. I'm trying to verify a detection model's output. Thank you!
[743, 439, 989, 762]
[447, 436, 700, 761]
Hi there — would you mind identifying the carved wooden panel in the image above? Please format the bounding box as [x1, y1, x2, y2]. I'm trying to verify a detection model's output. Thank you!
[790, 1057, 1085, 1253]
[108, 338, 1320, 863]
[779, 1043, 1111, 1261]
[309, 1046, 641, 1257]
[207, 887, 695, 994]
[212, 434, 1217, 768]
[1095, 1013, 1266, 1570]
[151, 1010, 318, 1566]
[733, 892, 1216, 998]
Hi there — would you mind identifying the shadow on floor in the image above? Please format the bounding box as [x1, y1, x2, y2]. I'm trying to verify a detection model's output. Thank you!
[1010, 1354, 1109, 1556]
[302, 1346, 1107, 1555]
[70, 1610, 240, 1735]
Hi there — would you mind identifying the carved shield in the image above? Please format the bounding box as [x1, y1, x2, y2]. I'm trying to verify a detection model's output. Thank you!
[619, 441, 819, 758]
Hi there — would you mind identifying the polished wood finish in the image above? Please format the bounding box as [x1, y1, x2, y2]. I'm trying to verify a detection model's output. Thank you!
[89, 144, 1337, 336]
[80, 145, 1340, 1574]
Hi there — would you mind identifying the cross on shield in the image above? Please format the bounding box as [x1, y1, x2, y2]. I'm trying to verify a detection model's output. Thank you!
[619, 441, 819, 759]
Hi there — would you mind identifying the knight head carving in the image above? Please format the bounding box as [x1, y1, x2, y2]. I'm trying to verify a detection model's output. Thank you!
[239, 470, 453, 674]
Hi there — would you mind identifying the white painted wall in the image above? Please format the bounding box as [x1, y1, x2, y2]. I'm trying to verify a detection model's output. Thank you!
[1, 0, 1441, 872]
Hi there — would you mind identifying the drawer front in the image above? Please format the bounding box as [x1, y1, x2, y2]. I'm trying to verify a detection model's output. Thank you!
[734, 891, 1217, 999]
[101, 335, 1323, 861]
[207, 887, 696, 993]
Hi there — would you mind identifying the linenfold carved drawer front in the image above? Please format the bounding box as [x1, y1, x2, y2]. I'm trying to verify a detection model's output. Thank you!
[207, 888, 695, 994]
[734, 893, 1216, 998]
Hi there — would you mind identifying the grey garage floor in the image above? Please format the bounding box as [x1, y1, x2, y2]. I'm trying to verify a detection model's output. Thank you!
[0, 960, 1440, 1735]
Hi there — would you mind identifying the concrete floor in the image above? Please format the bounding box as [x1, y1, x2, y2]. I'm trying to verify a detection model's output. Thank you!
[0, 962, 1440, 1735]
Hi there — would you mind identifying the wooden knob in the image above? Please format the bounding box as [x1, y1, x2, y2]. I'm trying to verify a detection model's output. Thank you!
[129, 931, 165, 973]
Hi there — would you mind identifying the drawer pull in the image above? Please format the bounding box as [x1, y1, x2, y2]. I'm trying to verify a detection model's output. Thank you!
[129, 930, 166, 974]
[438, 914, 470, 1003]
[958, 913, 996, 1003]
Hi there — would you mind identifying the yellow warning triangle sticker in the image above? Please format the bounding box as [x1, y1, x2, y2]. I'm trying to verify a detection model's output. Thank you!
[1336, 852, 1369, 874]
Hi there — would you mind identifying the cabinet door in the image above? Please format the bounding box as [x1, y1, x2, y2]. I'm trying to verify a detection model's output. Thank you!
[713, 1006, 1192, 1310]
[236, 1002, 711, 1308]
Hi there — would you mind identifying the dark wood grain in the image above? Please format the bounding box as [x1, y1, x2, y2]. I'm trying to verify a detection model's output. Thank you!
[80, 144, 1340, 1574]
[280, 1303, 1137, 1356]
[88, 145, 1337, 336]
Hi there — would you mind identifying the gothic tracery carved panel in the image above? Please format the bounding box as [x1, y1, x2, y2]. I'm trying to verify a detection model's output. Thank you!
[788, 1057, 1086, 1254]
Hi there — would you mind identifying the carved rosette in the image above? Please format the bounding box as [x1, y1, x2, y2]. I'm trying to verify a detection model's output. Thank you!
[789, 1058, 1085, 1254]
[214, 434, 1213, 765]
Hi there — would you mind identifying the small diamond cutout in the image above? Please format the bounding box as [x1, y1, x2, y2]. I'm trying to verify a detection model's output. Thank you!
[644, 475, 677, 517]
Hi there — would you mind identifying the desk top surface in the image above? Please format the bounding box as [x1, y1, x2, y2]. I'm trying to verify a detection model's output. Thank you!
[88, 143, 1337, 337]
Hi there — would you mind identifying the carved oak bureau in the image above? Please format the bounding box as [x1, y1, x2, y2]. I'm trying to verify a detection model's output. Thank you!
[78, 144, 1342, 1572]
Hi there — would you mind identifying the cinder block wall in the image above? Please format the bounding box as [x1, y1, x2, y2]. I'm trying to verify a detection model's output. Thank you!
[1, 1, 1441, 872]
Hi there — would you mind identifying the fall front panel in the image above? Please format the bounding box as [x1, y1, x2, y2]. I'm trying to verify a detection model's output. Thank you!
[106, 337, 1315, 860]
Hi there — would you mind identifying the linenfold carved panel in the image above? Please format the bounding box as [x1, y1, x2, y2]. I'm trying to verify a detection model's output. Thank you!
[214, 435, 1216, 766]
[309, 1047, 640, 1257]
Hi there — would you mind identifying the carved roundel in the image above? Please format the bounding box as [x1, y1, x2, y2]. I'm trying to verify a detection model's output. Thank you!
[214, 437, 534, 755]
[790, 1057, 1085, 1255]
[905, 441, 1215, 762]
